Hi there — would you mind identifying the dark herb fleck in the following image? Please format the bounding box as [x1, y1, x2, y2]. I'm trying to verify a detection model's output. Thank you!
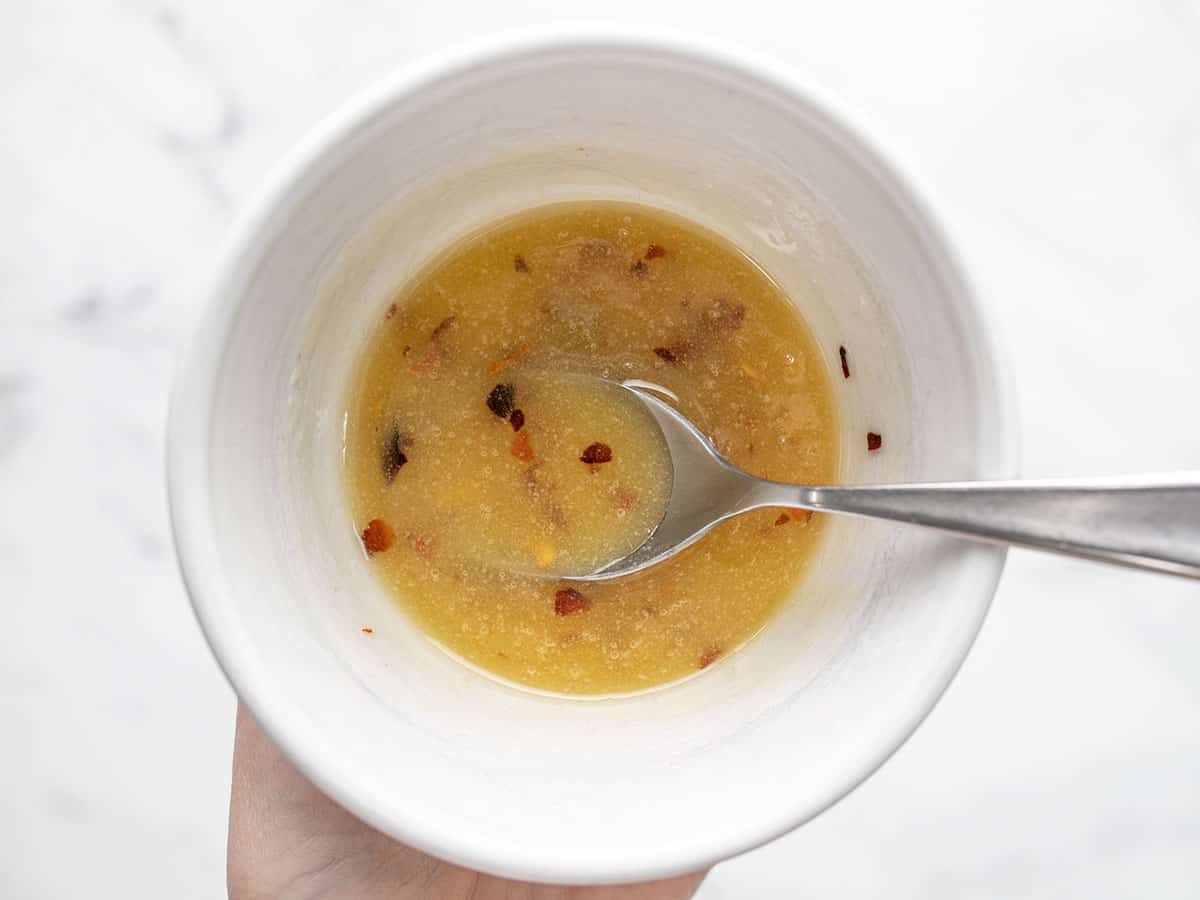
[487, 383, 515, 418]
[644, 244, 667, 260]
[431, 315, 457, 340]
[839, 345, 850, 379]
[514, 255, 529, 273]
[653, 346, 677, 363]
[580, 442, 613, 465]
[509, 408, 525, 432]
[385, 303, 397, 319]
[381, 429, 409, 483]
[631, 259, 648, 276]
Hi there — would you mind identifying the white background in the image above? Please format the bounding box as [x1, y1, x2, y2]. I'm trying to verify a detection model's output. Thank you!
[4, 1, 1200, 897]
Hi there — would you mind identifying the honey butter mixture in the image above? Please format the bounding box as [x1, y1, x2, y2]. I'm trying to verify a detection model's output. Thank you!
[344, 202, 838, 694]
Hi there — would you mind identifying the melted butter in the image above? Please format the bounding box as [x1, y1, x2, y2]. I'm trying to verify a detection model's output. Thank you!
[344, 202, 838, 694]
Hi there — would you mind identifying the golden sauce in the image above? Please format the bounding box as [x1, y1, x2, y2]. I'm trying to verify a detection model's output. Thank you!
[344, 202, 838, 694]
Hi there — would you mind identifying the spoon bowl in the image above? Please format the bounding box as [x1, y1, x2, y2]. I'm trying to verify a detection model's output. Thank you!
[573, 380, 768, 580]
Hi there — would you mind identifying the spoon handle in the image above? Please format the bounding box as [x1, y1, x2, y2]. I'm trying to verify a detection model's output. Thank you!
[754, 474, 1200, 579]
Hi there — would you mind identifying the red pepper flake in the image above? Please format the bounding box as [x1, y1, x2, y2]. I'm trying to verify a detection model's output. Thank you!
[698, 646, 723, 669]
[385, 303, 398, 319]
[839, 345, 850, 379]
[709, 298, 746, 331]
[514, 255, 529, 273]
[630, 259, 648, 276]
[554, 588, 591, 616]
[361, 627, 374, 635]
[487, 343, 532, 376]
[580, 442, 613, 465]
[653, 346, 677, 363]
[613, 488, 638, 512]
[867, 432, 883, 451]
[361, 518, 395, 555]
[792, 508, 814, 525]
[409, 344, 443, 375]
[509, 408, 525, 432]
[430, 315, 457, 341]
[487, 383, 515, 418]
[774, 512, 790, 526]
[409, 533, 435, 561]
[511, 431, 535, 462]
[381, 429, 409, 483]
[644, 243, 667, 260]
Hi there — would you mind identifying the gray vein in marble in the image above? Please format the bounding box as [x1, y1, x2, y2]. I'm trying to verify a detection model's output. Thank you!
[145, 6, 246, 210]
[63, 282, 177, 354]
[1166, 119, 1200, 226]
[984, 202, 1143, 290]
[97, 491, 170, 563]
[44, 787, 91, 824]
[0, 372, 35, 462]
[1160, 0, 1200, 40]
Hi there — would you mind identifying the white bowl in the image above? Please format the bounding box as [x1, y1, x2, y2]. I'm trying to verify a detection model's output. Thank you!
[168, 28, 1017, 885]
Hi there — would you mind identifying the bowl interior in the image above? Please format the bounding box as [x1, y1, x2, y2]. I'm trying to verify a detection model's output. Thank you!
[171, 37, 1015, 883]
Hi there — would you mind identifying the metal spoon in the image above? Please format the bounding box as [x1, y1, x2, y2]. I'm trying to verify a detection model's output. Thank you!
[573, 380, 1200, 581]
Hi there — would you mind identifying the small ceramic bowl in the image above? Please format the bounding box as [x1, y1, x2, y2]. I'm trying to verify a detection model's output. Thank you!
[168, 27, 1017, 885]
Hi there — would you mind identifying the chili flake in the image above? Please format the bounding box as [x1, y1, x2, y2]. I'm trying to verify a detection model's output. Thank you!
[511, 431, 535, 462]
[698, 646, 723, 669]
[361, 518, 395, 555]
[409, 533, 435, 561]
[709, 298, 746, 331]
[514, 255, 529, 273]
[509, 408, 525, 432]
[867, 432, 883, 451]
[554, 588, 591, 616]
[487, 383, 515, 418]
[409, 338, 446, 375]
[613, 488, 638, 512]
[361, 627, 374, 635]
[644, 243, 667, 260]
[653, 346, 677, 363]
[774, 512, 790, 526]
[487, 343, 532, 376]
[580, 442, 613, 465]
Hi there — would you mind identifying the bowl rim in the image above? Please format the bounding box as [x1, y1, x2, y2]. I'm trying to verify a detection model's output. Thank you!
[167, 24, 1021, 884]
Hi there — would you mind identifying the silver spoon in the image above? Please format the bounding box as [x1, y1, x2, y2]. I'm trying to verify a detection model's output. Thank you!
[573, 380, 1200, 581]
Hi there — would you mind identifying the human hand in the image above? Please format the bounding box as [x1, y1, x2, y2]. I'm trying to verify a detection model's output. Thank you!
[228, 704, 707, 900]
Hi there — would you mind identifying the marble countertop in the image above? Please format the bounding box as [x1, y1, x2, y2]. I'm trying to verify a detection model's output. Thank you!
[4, 1, 1199, 897]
